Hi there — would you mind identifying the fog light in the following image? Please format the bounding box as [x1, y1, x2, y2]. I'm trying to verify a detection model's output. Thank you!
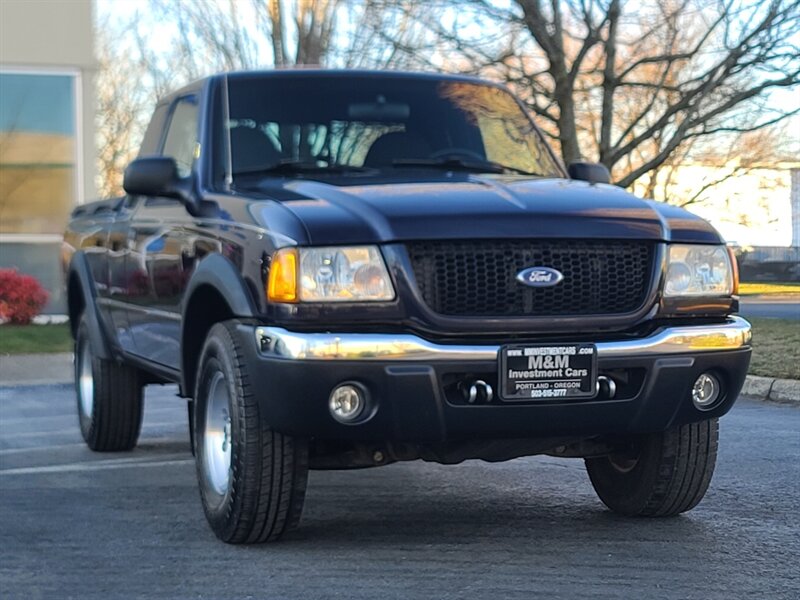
[329, 383, 366, 423]
[692, 373, 721, 409]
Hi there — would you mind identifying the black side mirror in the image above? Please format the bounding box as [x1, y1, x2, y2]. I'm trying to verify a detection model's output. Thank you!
[123, 157, 189, 200]
[568, 162, 611, 185]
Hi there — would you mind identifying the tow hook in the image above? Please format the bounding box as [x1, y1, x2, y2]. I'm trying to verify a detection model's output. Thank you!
[597, 375, 617, 399]
[461, 379, 494, 404]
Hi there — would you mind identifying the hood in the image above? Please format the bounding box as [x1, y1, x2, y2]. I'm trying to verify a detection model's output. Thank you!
[247, 174, 722, 245]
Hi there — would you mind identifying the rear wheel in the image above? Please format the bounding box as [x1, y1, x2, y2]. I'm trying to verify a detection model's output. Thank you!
[193, 321, 309, 544]
[585, 419, 719, 517]
[75, 315, 143, 451]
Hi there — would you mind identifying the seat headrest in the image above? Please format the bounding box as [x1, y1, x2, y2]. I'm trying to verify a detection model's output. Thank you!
[230, 127, 281, 174]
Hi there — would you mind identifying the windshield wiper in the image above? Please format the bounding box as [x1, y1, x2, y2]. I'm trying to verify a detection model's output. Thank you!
[233, 159, 373, 177]
[391, 156, 539, 176]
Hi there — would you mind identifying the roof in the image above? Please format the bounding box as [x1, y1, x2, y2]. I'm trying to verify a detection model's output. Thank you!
[223, 68, 492, 85]
[161, 68, 501, 103]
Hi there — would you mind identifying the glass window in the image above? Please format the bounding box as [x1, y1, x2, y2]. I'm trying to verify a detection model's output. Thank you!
[224, 75, 563, 183]
[0, 72, 76, 234]
[138, 103, 169, 156]
[162, 97, 199, 178]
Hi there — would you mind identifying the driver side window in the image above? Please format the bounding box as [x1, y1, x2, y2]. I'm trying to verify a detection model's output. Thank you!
[162, 97, 199, 178]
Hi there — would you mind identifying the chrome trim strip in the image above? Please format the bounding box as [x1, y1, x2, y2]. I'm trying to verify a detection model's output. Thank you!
[255, 316, 751, 361]
[95, 298, 182, 321]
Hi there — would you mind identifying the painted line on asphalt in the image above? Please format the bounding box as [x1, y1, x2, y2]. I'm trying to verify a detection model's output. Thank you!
[0, 455, 193, 476]
[0, 406, 184, 426]
[0, 421, 184, 440]
[0, 443, 89, 456]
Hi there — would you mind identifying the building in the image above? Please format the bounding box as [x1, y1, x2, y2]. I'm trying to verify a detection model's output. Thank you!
[0, 0, 95, 313]
[633, 161, 800, 248]
[793, 169, 800, 246]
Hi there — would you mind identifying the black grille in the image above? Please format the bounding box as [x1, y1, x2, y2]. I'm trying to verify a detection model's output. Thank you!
[406, 240, 654, 317]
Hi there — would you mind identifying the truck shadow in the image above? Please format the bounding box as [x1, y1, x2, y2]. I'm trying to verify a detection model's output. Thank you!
[278, 460, 717, 550]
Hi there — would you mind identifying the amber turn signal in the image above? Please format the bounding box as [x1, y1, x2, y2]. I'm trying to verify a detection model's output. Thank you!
[267, 248, 298, 302]
[727, 246, 739, 296]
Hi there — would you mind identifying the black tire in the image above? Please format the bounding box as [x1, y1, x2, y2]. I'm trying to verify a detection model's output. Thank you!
[74, 315, 144, 451]
[585, 419, 719, 517]
[193, 321, 309, 544]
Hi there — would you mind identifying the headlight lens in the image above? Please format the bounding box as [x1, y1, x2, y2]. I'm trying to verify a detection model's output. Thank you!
[664, 244, 733, 297]
[267, 246, 395, 302]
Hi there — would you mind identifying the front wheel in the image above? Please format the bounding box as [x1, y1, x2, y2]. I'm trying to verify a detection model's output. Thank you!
[193, 321, 309, 544]
[585, 419, 719, 517]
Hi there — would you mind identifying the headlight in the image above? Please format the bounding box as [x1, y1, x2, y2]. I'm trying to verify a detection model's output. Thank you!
[267, 246, 395, 302]
[664, 244, 734, 297]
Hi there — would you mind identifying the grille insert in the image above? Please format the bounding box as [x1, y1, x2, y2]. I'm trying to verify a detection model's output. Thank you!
[406, 240, 654, 317]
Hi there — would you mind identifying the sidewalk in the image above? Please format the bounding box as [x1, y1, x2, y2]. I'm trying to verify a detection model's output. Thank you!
[1, 352, 797, 405]
[0, 353, 74, 386]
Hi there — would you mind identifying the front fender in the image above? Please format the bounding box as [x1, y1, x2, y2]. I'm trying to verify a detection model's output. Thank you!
[182, 253, 259, 319]
[180, 253, 260, 394]
[67, 252, 113, 360]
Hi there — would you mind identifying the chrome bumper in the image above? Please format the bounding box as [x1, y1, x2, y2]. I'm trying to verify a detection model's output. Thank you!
[255, 316, 752, 362]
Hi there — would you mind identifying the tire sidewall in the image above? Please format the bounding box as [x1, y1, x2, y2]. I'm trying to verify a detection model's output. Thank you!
[193, 325, 252, 541]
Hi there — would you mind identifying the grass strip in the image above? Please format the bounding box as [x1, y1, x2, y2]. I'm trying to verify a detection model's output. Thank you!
[0, 323, 73, 354]
[739, 282, 800, 296]
[747, 317, 800, 380]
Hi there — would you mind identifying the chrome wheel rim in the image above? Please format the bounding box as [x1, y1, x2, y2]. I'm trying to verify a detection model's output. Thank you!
[203, 371, 232, 496]
[77, 338, 94, 419]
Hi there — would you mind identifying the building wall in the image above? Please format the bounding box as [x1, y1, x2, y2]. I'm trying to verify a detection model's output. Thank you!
[633, 162, 799, 248]
[792, 169, 800, 247]
[0, 0, 96, 313]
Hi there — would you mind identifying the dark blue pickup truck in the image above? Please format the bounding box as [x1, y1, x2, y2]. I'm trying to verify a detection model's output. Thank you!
[63, 70, 751, 544]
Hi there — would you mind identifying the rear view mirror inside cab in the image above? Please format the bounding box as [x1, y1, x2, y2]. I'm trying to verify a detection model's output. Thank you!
[348, 96, 410, 121]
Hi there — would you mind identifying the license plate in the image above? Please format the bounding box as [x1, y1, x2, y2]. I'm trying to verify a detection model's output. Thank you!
[499, 343, 597, 401]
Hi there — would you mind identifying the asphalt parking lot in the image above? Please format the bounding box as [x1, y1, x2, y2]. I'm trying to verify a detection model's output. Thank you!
[1, 384, 798, 599]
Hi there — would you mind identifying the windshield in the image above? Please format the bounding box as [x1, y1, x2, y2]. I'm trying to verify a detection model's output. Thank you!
[218, 74, 563, 183]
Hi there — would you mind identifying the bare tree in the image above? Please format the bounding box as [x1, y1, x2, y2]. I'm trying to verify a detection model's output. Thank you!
[368, 0, 800, 189]
[637, 124, 794, 206]
[95, 21, 152, 198]
[95, 0, 377, 195]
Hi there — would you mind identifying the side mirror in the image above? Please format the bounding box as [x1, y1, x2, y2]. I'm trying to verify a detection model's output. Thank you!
[123, 157, 188, 200]
[568, 162, 611, 185]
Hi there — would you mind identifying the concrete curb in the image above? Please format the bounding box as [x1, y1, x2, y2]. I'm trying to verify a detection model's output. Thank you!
[1, 353, 799, 405]
[742, 375, 800, 406]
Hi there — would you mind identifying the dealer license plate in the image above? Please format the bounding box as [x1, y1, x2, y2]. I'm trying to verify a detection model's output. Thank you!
[499, 343, 597, 401]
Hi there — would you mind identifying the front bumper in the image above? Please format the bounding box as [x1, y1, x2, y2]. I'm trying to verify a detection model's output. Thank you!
[236, 317, 752, 442]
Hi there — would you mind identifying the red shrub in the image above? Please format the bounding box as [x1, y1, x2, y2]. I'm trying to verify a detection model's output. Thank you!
[0, 269, 49, 325]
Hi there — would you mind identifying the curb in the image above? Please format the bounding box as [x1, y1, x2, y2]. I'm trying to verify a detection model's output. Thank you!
[742, 375, 800, 406]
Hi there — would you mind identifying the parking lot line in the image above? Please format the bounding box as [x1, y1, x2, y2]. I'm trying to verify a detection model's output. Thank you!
[0, 455, 192, 476]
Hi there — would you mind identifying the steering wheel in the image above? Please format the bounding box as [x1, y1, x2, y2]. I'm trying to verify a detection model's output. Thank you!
[430, 148, 486, 162]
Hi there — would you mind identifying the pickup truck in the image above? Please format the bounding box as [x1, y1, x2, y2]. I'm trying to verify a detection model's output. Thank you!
[63, 70, 752, 544]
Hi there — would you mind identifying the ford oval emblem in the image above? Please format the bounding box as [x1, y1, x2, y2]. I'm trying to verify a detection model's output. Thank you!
[516, 267, 564, 288]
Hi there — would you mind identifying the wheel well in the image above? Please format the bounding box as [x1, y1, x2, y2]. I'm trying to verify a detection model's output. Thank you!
[67, 273, 85, 339]
[182, 285, 234, 398]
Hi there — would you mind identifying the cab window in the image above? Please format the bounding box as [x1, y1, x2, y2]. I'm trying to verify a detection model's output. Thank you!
[162, 97, 199, 177]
